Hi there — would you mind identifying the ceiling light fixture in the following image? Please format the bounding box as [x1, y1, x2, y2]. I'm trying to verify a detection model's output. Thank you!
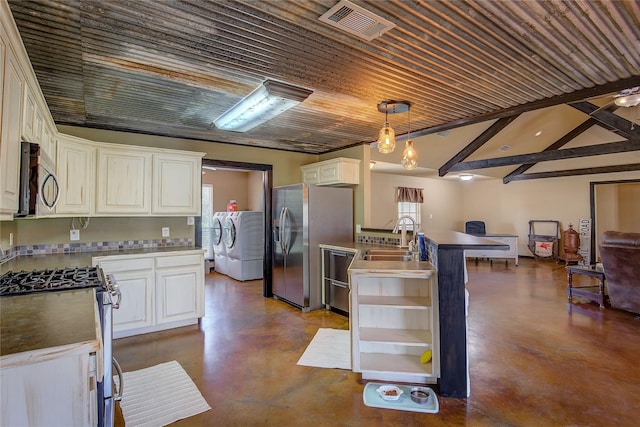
[615, 93, 640, 107]
[376, 100, 410, 154]
[401, 104, 417, 170]
[459, 174, 473, 181]
[214, 80, 313, 132]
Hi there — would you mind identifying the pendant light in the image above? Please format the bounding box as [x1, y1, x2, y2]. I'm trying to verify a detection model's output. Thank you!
[376, 101, 410, 154]
[377, 108, 396, 153]
[401, 105, 417, 170]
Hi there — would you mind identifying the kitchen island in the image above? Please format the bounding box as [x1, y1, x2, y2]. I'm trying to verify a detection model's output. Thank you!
[425, 231, 508, 398]
[349, 258, 439, 385]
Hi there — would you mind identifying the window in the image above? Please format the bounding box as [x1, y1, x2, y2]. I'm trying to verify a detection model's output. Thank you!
[396, 186, 423, 231]
[397, 202, 420, 231]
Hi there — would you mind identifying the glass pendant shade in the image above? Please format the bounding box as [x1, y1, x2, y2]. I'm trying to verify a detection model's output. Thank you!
[377, 122, 396, 153]
[401, 139, 418, 170]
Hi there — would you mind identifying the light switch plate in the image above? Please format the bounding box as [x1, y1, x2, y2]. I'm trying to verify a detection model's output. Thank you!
[70, 229, 80, 241]
[162, 227, 170, 237]
[187, 216, 195, 225]
[9, 232, 13, 246]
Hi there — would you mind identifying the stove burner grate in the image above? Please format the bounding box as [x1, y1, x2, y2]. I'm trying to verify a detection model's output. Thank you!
[0, 267, 105, 296]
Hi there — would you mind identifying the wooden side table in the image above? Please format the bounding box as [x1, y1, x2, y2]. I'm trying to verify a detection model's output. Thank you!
[566, 265, 606, 309]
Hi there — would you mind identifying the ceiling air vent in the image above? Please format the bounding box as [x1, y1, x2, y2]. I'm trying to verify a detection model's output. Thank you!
[319, 0, 396, 41]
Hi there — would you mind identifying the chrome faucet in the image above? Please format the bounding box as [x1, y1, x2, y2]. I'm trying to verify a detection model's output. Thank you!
[393, 215, 417, 248]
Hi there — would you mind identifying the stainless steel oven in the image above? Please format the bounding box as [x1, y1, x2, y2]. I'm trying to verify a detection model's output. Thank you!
[323, 249, 354, 315]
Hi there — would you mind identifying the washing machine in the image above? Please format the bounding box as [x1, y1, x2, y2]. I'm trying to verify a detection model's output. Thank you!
[212, 211, 228, 275]
[223, 211, 264, 281]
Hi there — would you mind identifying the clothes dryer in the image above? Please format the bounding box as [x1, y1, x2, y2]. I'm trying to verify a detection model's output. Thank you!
[223, 211, 264, 281]
[212, 211, 228, 275]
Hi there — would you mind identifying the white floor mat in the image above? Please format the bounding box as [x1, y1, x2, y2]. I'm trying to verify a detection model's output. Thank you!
[296, 328, 351, 370]
[115, 360, 211, 427]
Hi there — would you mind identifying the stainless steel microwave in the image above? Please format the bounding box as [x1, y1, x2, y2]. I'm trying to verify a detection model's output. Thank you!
[16, 141, 59, 217]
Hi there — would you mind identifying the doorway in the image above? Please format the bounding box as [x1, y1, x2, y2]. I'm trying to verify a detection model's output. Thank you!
[196, 159, 273, 298]
[589, 178, 640, 263]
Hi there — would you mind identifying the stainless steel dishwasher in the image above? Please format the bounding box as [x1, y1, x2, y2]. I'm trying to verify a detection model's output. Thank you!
[323, 249, 355, 315]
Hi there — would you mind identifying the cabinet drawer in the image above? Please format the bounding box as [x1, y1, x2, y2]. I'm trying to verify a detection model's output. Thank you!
[96, 257, 154, 272]
[155, 253, 202, 268]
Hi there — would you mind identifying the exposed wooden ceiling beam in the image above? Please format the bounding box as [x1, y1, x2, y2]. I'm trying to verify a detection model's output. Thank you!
[439, 116, 519, 176]
[503, 115, 616, 184]
[568, 102, 640, 139]
[411, 76, 640, 139]
[506, 164, 640, 181]
[448, 140, 640, 172]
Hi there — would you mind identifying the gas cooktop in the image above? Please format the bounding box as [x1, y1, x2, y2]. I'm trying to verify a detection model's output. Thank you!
[0, 267, 105, 296]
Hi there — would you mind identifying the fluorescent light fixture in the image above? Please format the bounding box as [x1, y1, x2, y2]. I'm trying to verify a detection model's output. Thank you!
[214, 80, 313, 132]
[459, 174, 473, 181]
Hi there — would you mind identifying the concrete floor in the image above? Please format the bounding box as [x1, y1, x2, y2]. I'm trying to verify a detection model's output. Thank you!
[113, 258, 640, 426]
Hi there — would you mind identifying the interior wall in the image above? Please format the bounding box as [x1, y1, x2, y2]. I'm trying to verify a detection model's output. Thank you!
[14, 216, 193, 245]
[248, 171, 264, 211]
[0, 221, 18, 253]
[463, 171, 640, 256]
[202, 169, 250, 212]
[617, 183, 640, 232]
[369, 173, 464, 233]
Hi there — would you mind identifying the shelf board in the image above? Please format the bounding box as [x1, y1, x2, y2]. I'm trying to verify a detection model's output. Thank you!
[358, 295, 431, 308]
[359, 327, 432, 345]
[360, 352, 434, 376]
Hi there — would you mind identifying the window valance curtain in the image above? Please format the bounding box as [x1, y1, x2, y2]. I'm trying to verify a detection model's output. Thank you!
[396, 187, 424, 203]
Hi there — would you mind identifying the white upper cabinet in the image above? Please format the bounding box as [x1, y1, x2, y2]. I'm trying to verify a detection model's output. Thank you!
[152, 153, 202, 215]
[56, 134, 96, 216]
[96, 146, 152, 215]
[0, 23, 24, 218]
[301, 157, 361, 186]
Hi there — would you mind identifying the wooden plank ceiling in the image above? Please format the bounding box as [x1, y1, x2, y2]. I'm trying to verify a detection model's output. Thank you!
[7, 0, 640, 181]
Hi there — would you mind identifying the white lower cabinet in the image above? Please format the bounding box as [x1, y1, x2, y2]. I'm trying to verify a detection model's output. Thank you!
[1, 351, 97, 427]
[93, 250, 205, 339]
[350, 268, 440, 384]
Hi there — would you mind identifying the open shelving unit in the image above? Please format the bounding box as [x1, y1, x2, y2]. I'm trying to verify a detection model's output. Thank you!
[350, 270, 439, 384]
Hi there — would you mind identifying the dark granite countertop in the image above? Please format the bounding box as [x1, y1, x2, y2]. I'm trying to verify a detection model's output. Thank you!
[0, 246, 203, 274]
[0, 288, 101, 366]
[425, 231, 510, 250]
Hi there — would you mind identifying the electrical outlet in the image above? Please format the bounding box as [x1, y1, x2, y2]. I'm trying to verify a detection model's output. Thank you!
[9, 232, 13, 247]
[187, 216, 194, 225]
[162, 227, 170, 237]
[70, 229, 80, 241]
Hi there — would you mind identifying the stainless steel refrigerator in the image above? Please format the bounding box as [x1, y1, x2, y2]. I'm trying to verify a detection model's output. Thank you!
[272, 184, 353, 311]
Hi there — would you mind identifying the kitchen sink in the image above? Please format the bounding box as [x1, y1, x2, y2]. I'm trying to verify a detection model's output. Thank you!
[361, 249, 415, 261]
[361, 254, 414, 261]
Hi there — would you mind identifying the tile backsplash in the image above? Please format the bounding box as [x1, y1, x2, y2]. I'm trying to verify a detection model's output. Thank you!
[0, 238, 193, 263]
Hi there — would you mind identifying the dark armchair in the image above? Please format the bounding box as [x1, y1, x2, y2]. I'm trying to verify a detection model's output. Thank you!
[598, 231, 640, 314]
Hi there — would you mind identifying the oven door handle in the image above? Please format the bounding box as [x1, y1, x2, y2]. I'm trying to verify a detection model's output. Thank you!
[107, 274, 122, 309]
[112, 357, 124, 402]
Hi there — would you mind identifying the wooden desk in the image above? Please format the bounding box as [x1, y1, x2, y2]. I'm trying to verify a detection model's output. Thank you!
[567, 265, 606, 309]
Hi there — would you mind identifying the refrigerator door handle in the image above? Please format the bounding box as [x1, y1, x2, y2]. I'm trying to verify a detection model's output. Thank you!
[278, 206, 287, 254]
[282, 206, 291, 254]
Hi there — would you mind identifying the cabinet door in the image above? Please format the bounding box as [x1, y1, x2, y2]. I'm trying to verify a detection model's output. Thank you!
[96, 147, 151, 214]
[111, 269, 155, 333]
[21, 83, 36, 142]
[56, 135, 95, 215]
[301, 165, 319, 184]
[0, 34, 25, 216]
[1, 352, 95, 427]
[152, 153, 201, 215]
[156, 265, 204, 324]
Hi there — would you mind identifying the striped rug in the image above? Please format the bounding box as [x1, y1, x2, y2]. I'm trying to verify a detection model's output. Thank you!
[115, 360, 210, 426]
[296, 328, 351, 370]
